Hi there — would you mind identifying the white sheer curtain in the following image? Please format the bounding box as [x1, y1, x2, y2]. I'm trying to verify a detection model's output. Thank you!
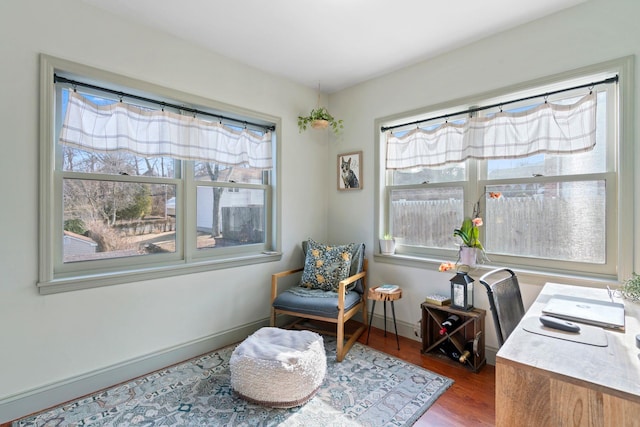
[60, 91, 273, 169]
[386, 92, 596, 169]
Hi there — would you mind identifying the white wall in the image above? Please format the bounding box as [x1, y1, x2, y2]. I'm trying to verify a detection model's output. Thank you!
[0, 0, 331, 420]
[327, 0, 638, 352]
[1, 0, 639, 421]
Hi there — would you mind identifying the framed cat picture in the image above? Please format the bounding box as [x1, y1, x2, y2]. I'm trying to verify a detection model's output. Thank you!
[337, 151, 362, 191]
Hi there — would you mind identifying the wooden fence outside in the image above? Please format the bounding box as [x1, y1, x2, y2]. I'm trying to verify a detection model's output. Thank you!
[392, 196, 604, 263]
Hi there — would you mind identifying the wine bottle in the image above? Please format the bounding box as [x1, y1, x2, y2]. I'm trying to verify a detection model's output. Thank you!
[458, 340, 475, 364]
[439, 314, 461, 335]
[459, 333, 482, 365]
[437, 339, 462, 361]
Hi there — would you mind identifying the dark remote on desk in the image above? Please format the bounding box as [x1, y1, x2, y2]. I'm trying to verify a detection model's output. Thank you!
[540, 315, 581, 333]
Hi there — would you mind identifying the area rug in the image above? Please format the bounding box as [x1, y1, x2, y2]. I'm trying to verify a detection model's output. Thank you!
[14, 337, 453, 426]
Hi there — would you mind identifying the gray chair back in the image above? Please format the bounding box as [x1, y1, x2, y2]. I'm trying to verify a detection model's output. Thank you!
[479, 268, 525, 347]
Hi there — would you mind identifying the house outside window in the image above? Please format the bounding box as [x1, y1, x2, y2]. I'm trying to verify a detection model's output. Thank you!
[376, 58, 632, 281]
[38, 55, 280, 294]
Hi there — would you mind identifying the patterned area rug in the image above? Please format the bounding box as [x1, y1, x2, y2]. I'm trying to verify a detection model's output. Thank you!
[14, 337, 453, 426]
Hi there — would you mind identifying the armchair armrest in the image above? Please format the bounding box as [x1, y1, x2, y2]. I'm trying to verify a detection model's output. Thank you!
[271, 267, 304, 303]
[336, 260, 368, 309]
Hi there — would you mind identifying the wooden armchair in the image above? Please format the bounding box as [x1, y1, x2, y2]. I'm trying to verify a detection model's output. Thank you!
[270, 241, 367, 362]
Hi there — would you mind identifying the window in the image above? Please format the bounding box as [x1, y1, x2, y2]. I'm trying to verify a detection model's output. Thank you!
[193, 162, 269, 252]
[377, 59, 632, 280]
[38, 55, 280, 294]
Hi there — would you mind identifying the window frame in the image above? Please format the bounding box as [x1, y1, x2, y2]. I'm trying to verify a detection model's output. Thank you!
[375, 57, 634, 284]
[38, 54, 282, 294]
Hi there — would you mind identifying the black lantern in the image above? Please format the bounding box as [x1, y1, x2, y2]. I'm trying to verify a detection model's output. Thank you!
[450, 271, 474, 311]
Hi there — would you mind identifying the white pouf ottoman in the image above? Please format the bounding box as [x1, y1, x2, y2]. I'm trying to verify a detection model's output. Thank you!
[229, 327, 326, 408]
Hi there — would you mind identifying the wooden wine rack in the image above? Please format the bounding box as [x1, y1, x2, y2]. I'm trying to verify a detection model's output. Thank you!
[421, 302, 486, 373]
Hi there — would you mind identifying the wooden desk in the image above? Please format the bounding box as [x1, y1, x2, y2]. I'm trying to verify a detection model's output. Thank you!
[496, 282, 640, 427]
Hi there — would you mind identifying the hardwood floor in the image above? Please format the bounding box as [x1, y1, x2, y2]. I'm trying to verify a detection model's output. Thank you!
[361, 325, 496, 426]
[2, 324, 495, 426]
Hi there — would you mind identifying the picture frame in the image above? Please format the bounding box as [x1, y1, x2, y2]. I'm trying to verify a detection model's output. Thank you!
[337, 151, 362, 191]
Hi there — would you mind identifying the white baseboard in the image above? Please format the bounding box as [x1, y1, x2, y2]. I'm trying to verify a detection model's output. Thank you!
[0, 320, 268, 424]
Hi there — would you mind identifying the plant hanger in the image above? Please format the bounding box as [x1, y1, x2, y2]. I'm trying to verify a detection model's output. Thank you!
[298, 83, 344, 137]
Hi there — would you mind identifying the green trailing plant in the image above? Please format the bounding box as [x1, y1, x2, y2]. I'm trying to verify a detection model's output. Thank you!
[298, 107, 344, 137]
[621, 273, 640, 302]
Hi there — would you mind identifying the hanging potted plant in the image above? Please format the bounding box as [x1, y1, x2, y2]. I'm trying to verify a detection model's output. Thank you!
[298, 107, 344, 137]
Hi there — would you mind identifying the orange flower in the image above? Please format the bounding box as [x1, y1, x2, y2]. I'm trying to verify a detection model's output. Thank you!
[439, 262, 455, 272]
[489, 192, 502, 199]
[472, 217, 483, 227]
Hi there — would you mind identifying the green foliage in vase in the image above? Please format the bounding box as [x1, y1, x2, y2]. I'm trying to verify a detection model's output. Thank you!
[621, 273, 640, 302]
[453, 217, 483, 250]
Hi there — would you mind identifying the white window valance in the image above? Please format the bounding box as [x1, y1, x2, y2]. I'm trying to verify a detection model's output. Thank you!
[386, 92, 596, 169]
[59, 91, 273, 169]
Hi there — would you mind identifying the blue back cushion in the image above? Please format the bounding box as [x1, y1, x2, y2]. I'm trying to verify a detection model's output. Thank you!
[300, 239, 354, 292]
[302, 240, 365, 294]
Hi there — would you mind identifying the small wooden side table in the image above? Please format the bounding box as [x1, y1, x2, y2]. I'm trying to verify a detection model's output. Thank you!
[421, 302, 486, 372]
[366, 286, 402, 350]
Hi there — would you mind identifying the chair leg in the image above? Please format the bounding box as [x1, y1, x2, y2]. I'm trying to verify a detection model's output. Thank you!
[362, 295, 369, 328]
[336, 321, 345, 362]
[338, 298, 369, 362]
[339, 322, 366, 362]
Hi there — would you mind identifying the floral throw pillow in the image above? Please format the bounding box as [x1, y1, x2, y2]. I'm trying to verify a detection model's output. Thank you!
[300, 239, 354, 292]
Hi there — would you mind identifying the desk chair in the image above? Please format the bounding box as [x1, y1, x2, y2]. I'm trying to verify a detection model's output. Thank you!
[479, 267, 525, 347]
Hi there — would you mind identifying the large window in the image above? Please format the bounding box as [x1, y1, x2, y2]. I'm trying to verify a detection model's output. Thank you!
[377, 60, 632, 281]
[38, 55, 280, 294]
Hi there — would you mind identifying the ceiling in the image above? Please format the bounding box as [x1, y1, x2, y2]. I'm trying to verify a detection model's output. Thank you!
[82, 0, 586, 93]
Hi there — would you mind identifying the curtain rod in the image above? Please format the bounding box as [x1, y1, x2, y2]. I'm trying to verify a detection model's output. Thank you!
[380, 75, 618, 133]
[54, 74, 276, 132]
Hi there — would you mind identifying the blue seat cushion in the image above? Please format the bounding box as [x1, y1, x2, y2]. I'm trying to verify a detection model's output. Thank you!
[272, 287, 363, 319]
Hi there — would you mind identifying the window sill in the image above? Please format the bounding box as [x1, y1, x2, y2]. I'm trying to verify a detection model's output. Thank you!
[37, 252, 282, 295]
[373, 252, 618, 289]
